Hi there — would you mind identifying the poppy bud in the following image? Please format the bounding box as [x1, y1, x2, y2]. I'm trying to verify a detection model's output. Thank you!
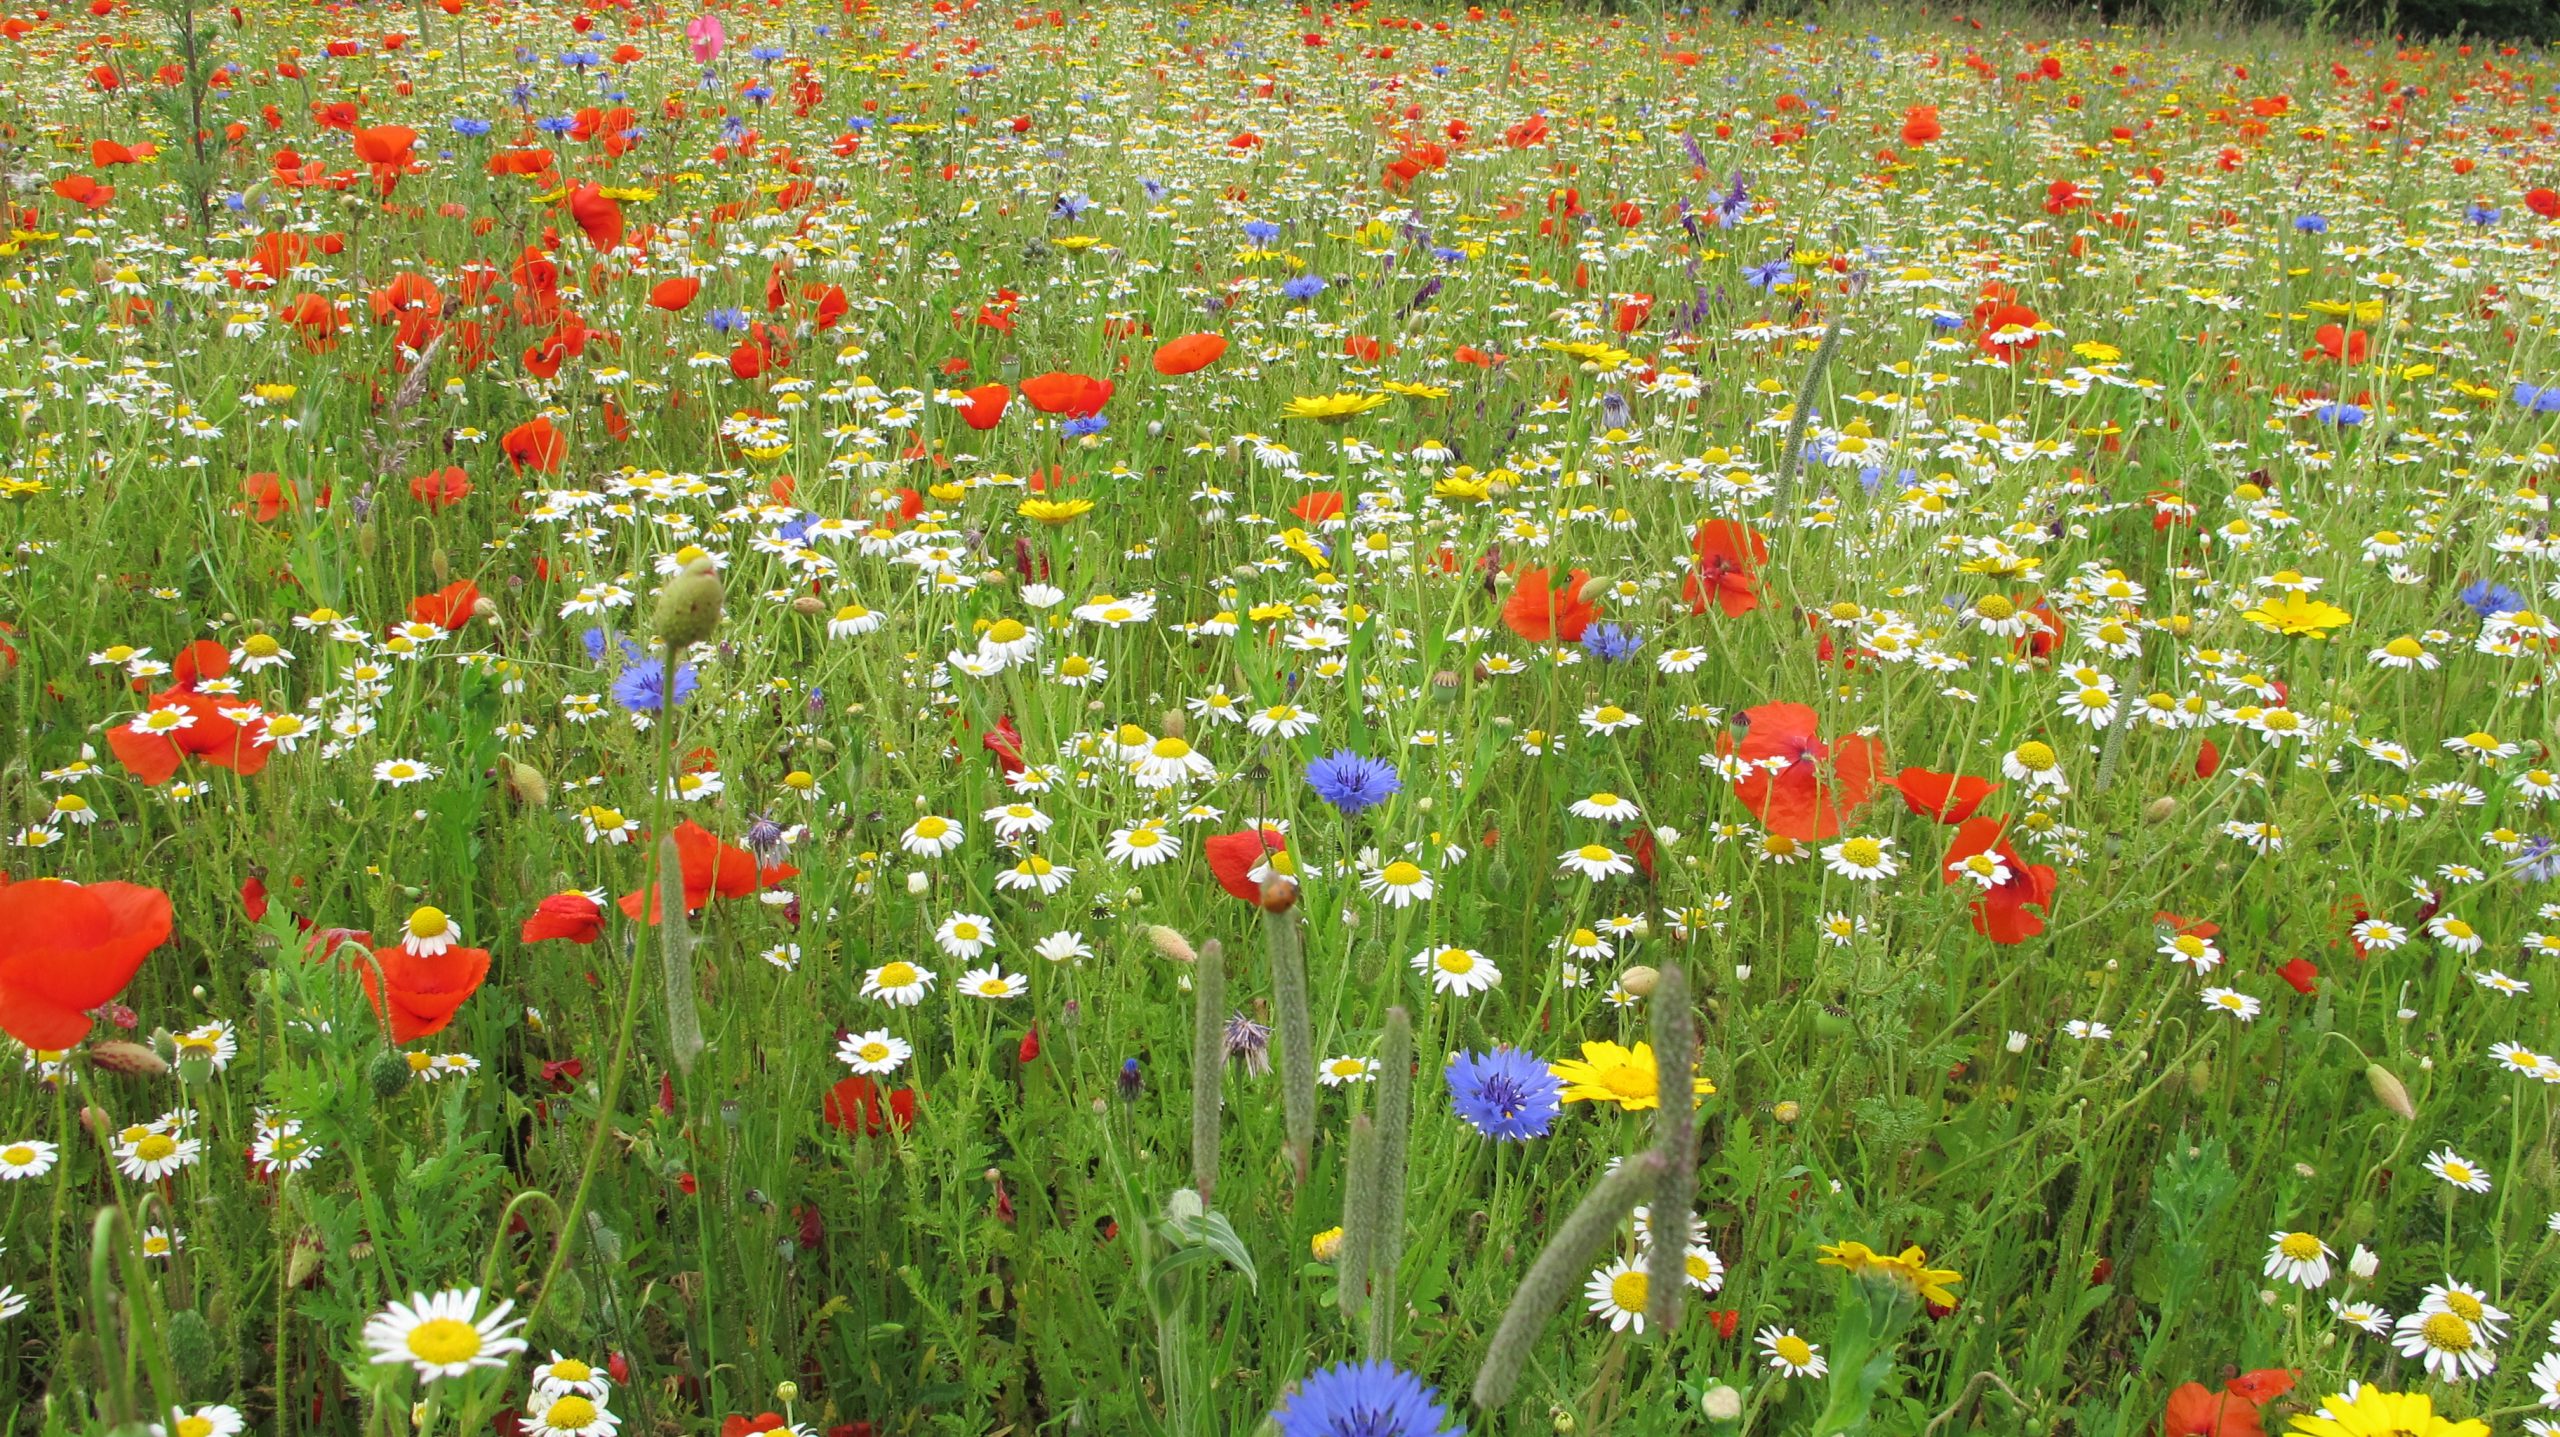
[470, 596, 498, 622]
[1146, 925, 1197, 963]
[654, 556, 725, 646]
[357, 521, 378, 558]
[165, 1308, 219, 1383]
[1617, 964, 1658, 997]
[2143, 796, 2178, 823]
[791, 594, 825, 616]
[89, 1040, 167, 1076]
[430, 546, 449, 583]
[2366, 1062, 2416, 1120]
[501, 757, 548, 808]
[1159, 708, 1186, 739]
[368, 1047, 412, 1100]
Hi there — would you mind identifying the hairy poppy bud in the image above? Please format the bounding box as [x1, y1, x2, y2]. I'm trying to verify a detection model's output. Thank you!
[654, 556, 725, 646]
[1617, 964, 1658, 998]
[89, 1041, 168, 1076]
[2144, 796, 2178, 823]
[791, 594, 825, 616]
[1146, 925, 1197, 964]
[429, 546, 450, 583]
[2366, 1062, 2416, 1120]
[501, 757, 548, 808]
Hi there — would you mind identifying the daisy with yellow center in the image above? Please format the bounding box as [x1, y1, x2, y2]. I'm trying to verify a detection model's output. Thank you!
[402, 906, 457, 957]
[1361, 860, 1434, 908]
[361, 1286, 528, 1383]
[1584, 1257, 1653, 1333]
[861, 961, 936, 1008]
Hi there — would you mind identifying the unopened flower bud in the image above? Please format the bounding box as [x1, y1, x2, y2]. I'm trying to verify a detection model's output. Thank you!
[1701, 1386, 1744, 1423]
[2144, 796, 2179, 823]
[501, 758, 547, 808]
[905, 871, 929, 896]
[89, 1041, 168, 1076]
[1159, 708, 1186, 740]
[470, 596, 498, 622]
[791, 594, 825, 616]
[1146, 925, 1197, 963]
[654, 557, 725, 647]
[775, 1381, 798, 1404]
[1617, 965, 1658, 998]
[2366, 1062, 2416, 1120]
[430, 546, 450, 583]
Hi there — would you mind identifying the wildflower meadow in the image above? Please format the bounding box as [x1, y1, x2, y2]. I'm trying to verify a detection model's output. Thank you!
[6, 0, 2560, 1434]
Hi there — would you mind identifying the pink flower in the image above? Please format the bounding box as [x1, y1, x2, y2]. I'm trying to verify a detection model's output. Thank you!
[686, 14, 726, 63]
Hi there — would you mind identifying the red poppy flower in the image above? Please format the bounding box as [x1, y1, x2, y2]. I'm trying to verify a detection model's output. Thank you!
[0, 877, 172, 1049]
[566, 182, 624, 252]
[1204, 826, 1288, 903]
[1900, 105, 1942, 145]
[959, 382, 1010, 430]
[409, 466, 470, 509]
[1151, 332, 1227, 376]
[1685, 520, 1768, 617]
[649, 277, 702, 312]
[1018, 371, 1113, 418]
[1941, 817, 2059, 944]
[362, 937, 492, 1043]
[2225, 1370, 2296, 1406]
[823, 1075, 920, 1137]
[408, 580, 480, 632]
[2160, 1382, 2263, 1437]
[1502, 566, 1598, 644]
[1887, 766, 1999, 824]
[617, 820, 799, 923]
[521, 891, 605, 945]
[502, 416, 567, 472]
[1723, 703, 1882, 841]
[1291, 491, 1346, 524]
[2275, 958, 2319, 995]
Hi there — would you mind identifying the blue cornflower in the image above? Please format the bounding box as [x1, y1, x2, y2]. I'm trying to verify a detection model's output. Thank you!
[1928, 311, 1965, 330]
[1745, 258, 1793, 291]
[611, 658, 698, 713]
[845, 115, 874, 133]
[222, 191, 250, 212]
[2294, 214, 2329, 234]
[1050, 192, 1091, 221]
[2512, 381, 2560, 414]
[1305, 750, 1399, 816]
[450, 116, 493, 137]
[1581, 623, 1643, 664]
[2468, 203, 2502, 227]
[580, 626, 615, 663]
[709, 307, 750, 335]
[1061, 415, 1108, 439]
[1714, 178, 1750, 226]
[2312, 402, 2365, 426]
[743, 83, 773, 106]
[750, 44, 786, 63]
[509, 80, 536, 109]
[1272, 1360, 1464, 1437]
[533, 115, 578, 135]
[558, 49, 600, 69]
[1140, 177, 1166, 202]
[1116, 1056, 1143, 1101]
[1445, 1050, 1563, 1142]
[1281, 275, 1329, 301]
[778, 513, 817, 543]
[1430, 245, 1465, 263]
[2460, 579, 2525, 617]
[1243, 219, 1282, 242]
[2507, 836, 2560, 884]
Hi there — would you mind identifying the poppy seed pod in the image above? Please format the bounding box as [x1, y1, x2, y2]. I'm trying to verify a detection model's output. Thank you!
[655, 556, 724, 646]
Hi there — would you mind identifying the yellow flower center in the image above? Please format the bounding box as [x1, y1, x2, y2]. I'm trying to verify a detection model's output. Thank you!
[2442, 920, 2474, 940]
[913, 817, 948, 838]
[2383, 636, 2424, 657]
[1587, 791, 1620, 808]
[1774, 1335, 1813, 1365]
[1838, 838, 1883, 866]
[1576, 844, 1613, 863]
[2462, 731, 2500, 751]
[243, 633, 281, 657]
[1379, 861, 1424, 887]
[2278, 1232, 2322, 1260]
[1974, 595, 2016, 621]
[876, 962, 918, 987]
[175, 1417, 215, 1437]
[1151, 737, 1192, 760]
[987, 618, 1026, 644]
[1609, 1269, 1649, 1312]
[2418, 1312, 2474, 1352]
[1593, 706, 1627, 725]
[409, 906, 449, 939]
[2013, 741, 2055, 771]
[542, 1395, 598, 1430]
[1761, 834, 1800, 858]
[2444, 1290, 2485, 1322]
[1434, 949, 1475, 973]
[859, 1043, 889, 1062]
[1, 1144, 33, 1165]
[133, 1134, 176, 1162]
[1602, 1064, 1655, 1100]
[549, 1357, 595, 1383]
[1059, 657, 1093, 676]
